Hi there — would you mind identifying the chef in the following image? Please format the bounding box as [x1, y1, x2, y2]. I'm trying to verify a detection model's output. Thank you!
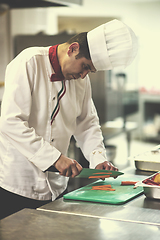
[0, 19, 138, 219]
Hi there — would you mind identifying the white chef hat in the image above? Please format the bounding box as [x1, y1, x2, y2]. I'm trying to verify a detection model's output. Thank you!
[87, 19, 138, 71]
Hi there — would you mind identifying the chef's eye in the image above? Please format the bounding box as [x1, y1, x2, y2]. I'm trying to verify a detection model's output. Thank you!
[83, 65, 90, 71]
[83, 65, 88, 70]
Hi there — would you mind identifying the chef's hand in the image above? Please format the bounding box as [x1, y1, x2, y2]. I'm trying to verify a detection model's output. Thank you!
[95, 160, 118, 171]
[53, 154, 82, 178]
[95, 161, 118, 180]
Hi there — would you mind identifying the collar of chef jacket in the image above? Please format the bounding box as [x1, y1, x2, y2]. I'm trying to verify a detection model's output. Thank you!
[49, 45, 65, 82]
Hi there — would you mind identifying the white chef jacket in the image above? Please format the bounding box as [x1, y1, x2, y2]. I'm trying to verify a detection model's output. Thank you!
[0, 46, 107, 201]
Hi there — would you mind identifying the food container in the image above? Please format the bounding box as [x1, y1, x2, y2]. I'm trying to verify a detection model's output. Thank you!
[134, 146, 160, 172]
[136, 172, 160, 199]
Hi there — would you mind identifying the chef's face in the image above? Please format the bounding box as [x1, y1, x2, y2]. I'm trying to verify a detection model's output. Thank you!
[62, 42, 96, 80]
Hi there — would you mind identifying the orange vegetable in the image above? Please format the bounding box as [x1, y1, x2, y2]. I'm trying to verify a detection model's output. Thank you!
[92, 188, 115, 191]
[121, 181, 137, 185]
[94, 188, 115, 191]
[91, 184, 115, 191]
[93, 172, 112, 175]
[92, 184, 112, 189]
[88, 175, 111, 179]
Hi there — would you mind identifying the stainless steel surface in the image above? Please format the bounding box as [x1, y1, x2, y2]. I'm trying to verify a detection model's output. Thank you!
[134, 150, 160, 172]
[144, 185, 160, 199]
[120, 166, 155, 176]
[1, 208, 160, 240]
[38, 195, 160, 225]
[135, 160, 160, 172]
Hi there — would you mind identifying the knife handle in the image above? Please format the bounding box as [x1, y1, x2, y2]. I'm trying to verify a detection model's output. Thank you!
[44, 165, 59, 172]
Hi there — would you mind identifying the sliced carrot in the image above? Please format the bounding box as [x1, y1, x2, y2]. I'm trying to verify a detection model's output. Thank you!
[99, 184, 112, 188]
[93, 172, 112, 175]
[121, 181, 137, 185]
[91, 184, 115, 191]
[105, 188, 115, 191]
[93, 185, 111, 188]
[88, 175, 111, 179]
[94, 188, 113, 190]
[91, 186, 115, 191]
[92, 185, 111, 189]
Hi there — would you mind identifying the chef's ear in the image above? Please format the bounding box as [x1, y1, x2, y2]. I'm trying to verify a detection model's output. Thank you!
[67, 42, 79, 56]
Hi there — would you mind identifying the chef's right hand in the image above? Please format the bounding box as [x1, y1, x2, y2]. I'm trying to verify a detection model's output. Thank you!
[53, 154, 82, 178]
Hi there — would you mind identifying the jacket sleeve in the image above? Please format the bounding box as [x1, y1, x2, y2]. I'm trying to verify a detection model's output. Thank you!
[0, 50, 61, 171]
[74, 76, 108, 168]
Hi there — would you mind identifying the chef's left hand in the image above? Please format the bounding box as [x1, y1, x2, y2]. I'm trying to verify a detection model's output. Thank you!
[95, 160, 118, 171]
[95, 161, 118, 180]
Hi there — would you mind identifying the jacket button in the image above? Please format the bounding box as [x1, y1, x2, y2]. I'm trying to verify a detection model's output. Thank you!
[51, 139, 54, 142]
[52, 97, 55, 100]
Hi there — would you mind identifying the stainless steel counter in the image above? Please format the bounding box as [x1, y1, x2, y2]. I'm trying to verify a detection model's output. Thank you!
[1, 167, 160, 239]
[1, 208, 160, 240]
[38, 194, 160, 225]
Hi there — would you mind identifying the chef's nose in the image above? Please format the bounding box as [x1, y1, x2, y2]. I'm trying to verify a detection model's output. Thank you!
[80, 69, 90, 79]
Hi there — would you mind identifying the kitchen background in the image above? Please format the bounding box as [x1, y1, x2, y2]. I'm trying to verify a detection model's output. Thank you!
[0, 0, 160, 174]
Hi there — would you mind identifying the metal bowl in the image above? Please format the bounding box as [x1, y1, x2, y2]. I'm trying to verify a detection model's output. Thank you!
[141, 172, 160, 199]
[143, 185, 160, 199]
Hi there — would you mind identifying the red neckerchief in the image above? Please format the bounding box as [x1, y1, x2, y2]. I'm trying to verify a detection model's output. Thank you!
[49, 45, 65, 82]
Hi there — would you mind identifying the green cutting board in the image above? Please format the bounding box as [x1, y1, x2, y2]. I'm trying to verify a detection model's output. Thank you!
[64, 176, 144, 205]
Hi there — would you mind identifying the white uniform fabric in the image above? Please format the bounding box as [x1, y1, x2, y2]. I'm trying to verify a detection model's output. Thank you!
[0, 46, 107, 201]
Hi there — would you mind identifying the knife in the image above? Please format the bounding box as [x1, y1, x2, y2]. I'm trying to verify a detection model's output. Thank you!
[76, 168, 123, 178]
[45, 166, 123, 178]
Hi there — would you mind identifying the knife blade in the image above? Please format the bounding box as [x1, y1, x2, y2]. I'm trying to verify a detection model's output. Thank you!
[45, 166, 123, 178]
[76, 168, 123, 178]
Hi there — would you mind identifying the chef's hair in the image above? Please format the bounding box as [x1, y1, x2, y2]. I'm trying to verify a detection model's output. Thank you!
[67, 32, 91, 60]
